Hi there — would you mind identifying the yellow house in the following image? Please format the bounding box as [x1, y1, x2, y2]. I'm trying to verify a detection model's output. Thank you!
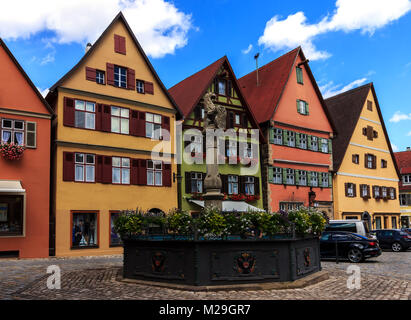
[46, 12, 181, 256]
[325, 83, 401, 230]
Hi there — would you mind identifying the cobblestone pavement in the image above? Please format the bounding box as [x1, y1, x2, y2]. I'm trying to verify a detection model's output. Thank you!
[0, 251, 410, 300]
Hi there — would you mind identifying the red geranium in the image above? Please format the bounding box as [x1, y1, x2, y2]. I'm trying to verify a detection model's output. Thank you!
[1, 143, 25, 160]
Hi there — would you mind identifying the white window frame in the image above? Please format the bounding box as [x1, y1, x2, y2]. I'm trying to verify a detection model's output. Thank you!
[288, 131, 295, 147]
[347, 183, 354, 197]
[321, 139, 329, 153]
[74, 100, 95, 130]
[273, 167, 282, 184]
[145, 113, 162, 140]
[1, 118, 25, 146]
[321, 173, 329, 187]
[311, 136, 318, 151]
[136, 80, 145, 94]
[245, 176, 255, 195]
[191, 172, 203, 193]
[274, 128, 283, 145]
[286, 169, 295, 185]
[74, 153, 95, 182]
[298, 170, 307, 186]
[112, 157, 130, 185]
[114, 66, 127, 88]
[96, 70, 105, 84]
[147, 161, 162, 186]
[299, 133, 307, 149]
[311, 172, 318, 187]
[228, 175, 238, 195]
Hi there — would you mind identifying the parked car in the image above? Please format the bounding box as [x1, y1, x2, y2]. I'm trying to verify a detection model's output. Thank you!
[401, 228, 411, 235]
[324, 220, 372, 238]
[320, 231, 381, 263]
[374, 229, 411, 252]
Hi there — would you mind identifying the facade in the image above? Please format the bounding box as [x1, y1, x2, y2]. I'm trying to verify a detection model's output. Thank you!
[169, 57, 264, 214]
[394, 148, 411, 228]
[325, 83, 401, 230]
[239, 48, 336, 217]
[0, 39, 53, 258]
[46, 13, 181, 257]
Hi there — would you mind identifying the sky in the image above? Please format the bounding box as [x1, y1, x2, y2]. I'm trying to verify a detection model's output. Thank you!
[1, 0, 411, 152]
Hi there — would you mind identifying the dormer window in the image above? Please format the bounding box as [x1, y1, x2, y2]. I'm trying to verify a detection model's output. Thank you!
[218, 79, 226, 95]
[96, 70, 105, 84]
[136, 80, 145, 94]
[114, 66, 127, 88]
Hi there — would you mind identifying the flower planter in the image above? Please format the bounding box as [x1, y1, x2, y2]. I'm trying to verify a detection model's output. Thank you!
[0, 143, 25, 161]
[122, 236, 321, 286]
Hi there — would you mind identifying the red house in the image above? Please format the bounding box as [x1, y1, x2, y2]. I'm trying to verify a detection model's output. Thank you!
[239, 47, 337, 217]
[0, 39, 53, 258]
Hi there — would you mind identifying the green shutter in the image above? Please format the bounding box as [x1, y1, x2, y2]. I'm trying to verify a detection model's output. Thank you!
[295, 170, 300, 185]
[307, 171, 312, 186]
[283, 130, 289, 146]
[328, 139, 332, 154]
[296, 67, 303, 84]
[328, 173, 332, 188]
[268, 166, 274, 183]
[282, 168, 287, 185]
[296, 133, 301, 148]
[307, 135, 312, 150]
[297, 100, 300, 114]
[305, 102, 309, 115]
[319, 139, 323, 153]
[269, 128, 274, 144]
[319, 172, 323, 187]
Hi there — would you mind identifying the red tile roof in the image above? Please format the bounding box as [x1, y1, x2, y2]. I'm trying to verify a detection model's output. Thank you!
[394, 151, 411, 174]
[238, 48, 299, 124]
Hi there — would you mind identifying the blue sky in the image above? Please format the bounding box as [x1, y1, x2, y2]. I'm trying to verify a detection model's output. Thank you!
[2, 0, 411, 152]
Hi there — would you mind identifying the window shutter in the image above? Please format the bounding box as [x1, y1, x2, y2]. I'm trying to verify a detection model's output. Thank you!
[228, 112, 234, 128]
[95, 155, 103, 183]
[194, 106, 201, 120]
[114, 34, 126, 54]
[137, 159, 147, 185]
[136, 111, 146, 137]
[282, 168, 287, 185]
[283, 130, 289, 146]
[366, 185, 370, 197]
[362, 128, 367, 136]
[364, 153, 368, 168]
[242, 113, 247, 129]
[163, 163, 172, 187]
[221, 174, 228, 194]
[328, 173, 332, 188]
[307, 171, 312, 186]
[307, 135, 312, 150]
[130, 159, 139, 185]
[185, 172, 192, 193]
[296, 133, 301, 148]
[296, 100, 300, 113]
[360, 184, 364, 198]
[393, 188, 397, 200]
[353, 184, 357, 197]
[144, 82, 154, 95]
[62, 152, 75, 181]
[95, 104, 102, 131]
[319, 173, 323, 187]
[106, 63, 115, 86]
[162, 116, 170, 141]
[127, 68, 135, 90]
[102, 156, 112, 184]
[372, 155, 377, 169]
[295, 170, 300, 185]
[268, 166, 274, 183]
[367, 126, 373, 140]
[85, 67, 96, 82]
[130, 110, 138, 136]
[25, 121, 37, 148]
[328, 140, 332, 154]
[102, 105, 111, 132]
[214, 78, 219, 94]
[63, 97, 75, 127]
[254, 177, 260, 195]
[239, 176, 245, 194]
[305, 102, 309, 115]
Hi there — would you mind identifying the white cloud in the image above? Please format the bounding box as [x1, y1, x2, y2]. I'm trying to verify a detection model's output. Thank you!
[391, 143, 399, 152]
[408, 131, 411, 136]
[389, 111, 411, 123]
[242, 44, 253, 54]
[258, 0, 411, 60]
[320, 78, 368, 98]
[0, 0, 193, 58]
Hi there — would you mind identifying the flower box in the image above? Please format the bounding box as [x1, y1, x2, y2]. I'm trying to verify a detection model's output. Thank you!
[0, 143, 25, 161]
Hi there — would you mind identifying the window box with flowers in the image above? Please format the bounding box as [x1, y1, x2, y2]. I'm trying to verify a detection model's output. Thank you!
[1, 143, 25, 161]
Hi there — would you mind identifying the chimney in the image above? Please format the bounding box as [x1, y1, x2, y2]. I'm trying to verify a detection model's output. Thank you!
[85, 43, 92, 53]
[407, 147, 410, 151]
[254, 53, 260, 86]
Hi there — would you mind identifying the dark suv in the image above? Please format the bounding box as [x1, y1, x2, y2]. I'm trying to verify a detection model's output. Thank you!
[375, 229, 411, 252]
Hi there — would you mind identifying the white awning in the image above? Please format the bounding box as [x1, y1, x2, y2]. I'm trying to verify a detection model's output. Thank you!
[189, 200, 264, 212]
[0, 180, 25, 193]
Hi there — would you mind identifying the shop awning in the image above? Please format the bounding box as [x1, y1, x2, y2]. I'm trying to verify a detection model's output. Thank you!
[0, 180, 25, 193]
[189, 200, 264, 212]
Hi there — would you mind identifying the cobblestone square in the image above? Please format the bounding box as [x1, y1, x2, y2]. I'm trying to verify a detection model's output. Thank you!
[0, 250, 410, 300]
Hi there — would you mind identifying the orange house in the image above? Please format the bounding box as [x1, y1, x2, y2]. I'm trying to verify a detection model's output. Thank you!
[239, 47, 337, 216]
[0, 39, 53, 258]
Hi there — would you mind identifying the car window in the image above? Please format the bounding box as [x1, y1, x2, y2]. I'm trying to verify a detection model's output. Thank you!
[326, 223, 357, 233]
[321, 233, 331, 241]
[399, 231, 408, 236]
[331, 234, 350, 241]
[351, 234, 364, 241]
[386, 231, 393, 237]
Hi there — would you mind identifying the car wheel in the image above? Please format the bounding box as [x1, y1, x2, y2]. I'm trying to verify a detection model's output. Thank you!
[348, 248, 363, 263]
[391, 242, 402, 252]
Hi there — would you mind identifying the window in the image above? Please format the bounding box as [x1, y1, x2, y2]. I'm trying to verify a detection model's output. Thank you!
[273, 167, 282, 184]
[375, 217, 382, 230]
[110, 212, 122, 246]
[299, 133, 307, 149]
[114, 66, 127, 88]
[136, 80, 144, 94]
[72, 212, 98, 248]
[226, 140, 237, 157]
[1, 119, 25, 146]
[392, 217, 397, 229]
[373, 186, 381, 199]
[381, 187, 388, 198]
[147, 161, 162, 186]
[74, 100, 95, 130]
[321, 173, 329, 187]
[111, 106, 129, 135]
[112, 157, 130, 185]
[228, 175, 238, 195]
[274, 128, 283, 145]
[346, 183, 355, 197]
[25, 122, 37, 148]
[400, 194, 411, 206]
[367, 100, 373, 111]
[311, 136, 318, 151]
[298, 170, 307, 186]
[360, 184, 369, 198]
[218, 79, 226, 95]
[321, 139, 329, 153]
[0, 195, 24, 236]
[389, 188, 395, 200]
[310, 172, 318, 187]
[297, 100, 309, 115]
[96, 70, 105, 84]
[381, 159, 387, 168]
[235, 114, 241, 126]
[286, 169, 295, 185]
[402, 175, 411, 184]
[296, 67, 303, 84]
[189, 135, 202, 153]
[191, 172, 203, 193]
[366, 154, 376, 169]
[242, 142, 253, 159]
[280, 202, 303, 212]
[244, 176, 255, 195]
[288, 131, 296, 147]
[146, 113, 162, 140]
[352, 154, 359, 164]
[75, 153, 95, 182]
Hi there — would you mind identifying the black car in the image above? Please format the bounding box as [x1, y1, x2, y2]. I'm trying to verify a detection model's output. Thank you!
[320, 231, 382, 263]
[401, 228, 411, 235]
[375, 229, 411, 252]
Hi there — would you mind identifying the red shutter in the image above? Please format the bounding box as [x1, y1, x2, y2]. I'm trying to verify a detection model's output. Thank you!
[102, 156, 112, 184]
[144, 82, 154, 94]
[127, 68, 135, 90]
[102, 105, 111, 132]
[130, 110, 139, 136]
[254, 177, 260, 195]
[63, 97, 75, 127]
[162, 116, 170, 141]
[353, 184, 357, 197]
[163, 163, 172, 187]
[95, 155, 103, 183]
[85, 67, 96, 81]
[137, 159, 147, 185]
[131, 159, 139, 185]
[106, 63, 115, 85]
[63, 152, 75, 181]
[95, 104, 102, 131]
[136, 111, 146, 137]
[114, 34, 126, 54]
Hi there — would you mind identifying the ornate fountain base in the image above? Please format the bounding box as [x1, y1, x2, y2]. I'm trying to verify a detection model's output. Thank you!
[203, 189, 224, 211]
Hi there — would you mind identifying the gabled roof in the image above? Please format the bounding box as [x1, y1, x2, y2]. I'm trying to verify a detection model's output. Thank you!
[47, 12, 182, 118]
[394, 150, 411, 175]
[325, 83, 400, 177]
[0, 38, 54, 116]
[168, 56, 265, 142]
